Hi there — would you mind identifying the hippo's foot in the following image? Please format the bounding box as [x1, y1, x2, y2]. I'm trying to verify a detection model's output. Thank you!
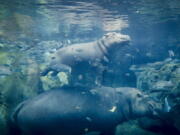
[41, 64, 72, 76]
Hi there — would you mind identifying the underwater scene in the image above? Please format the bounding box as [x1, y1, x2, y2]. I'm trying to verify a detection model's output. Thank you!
[0, 0, 180, 135]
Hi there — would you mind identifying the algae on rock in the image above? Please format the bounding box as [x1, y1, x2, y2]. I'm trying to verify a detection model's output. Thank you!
[116, 120, 160, 135]
[0, 52, 41, 108]
[130, 58, 180, 130]
[130, 59, 180, 95]
[41, 71, 69, 91]
[0, 104, 7, 135]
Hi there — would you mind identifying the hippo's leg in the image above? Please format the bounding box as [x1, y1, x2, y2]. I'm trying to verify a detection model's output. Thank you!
[99, 66, 109, 86]
[8, 101, 27, 135]
[41, 63, 71, 76]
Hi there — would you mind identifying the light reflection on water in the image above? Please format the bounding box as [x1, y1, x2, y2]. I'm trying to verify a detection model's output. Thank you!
[36, 0, 128, 34]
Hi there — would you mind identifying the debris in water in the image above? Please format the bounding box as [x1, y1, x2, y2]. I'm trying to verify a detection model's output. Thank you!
[109, 106, 117, 112]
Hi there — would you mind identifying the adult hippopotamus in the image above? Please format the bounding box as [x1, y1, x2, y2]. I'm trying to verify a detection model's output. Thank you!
[10, 87, 163, 135]
[41, 32, 130, 76]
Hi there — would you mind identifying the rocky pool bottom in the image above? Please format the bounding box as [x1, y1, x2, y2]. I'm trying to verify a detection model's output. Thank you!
[0, 56, 180, 135]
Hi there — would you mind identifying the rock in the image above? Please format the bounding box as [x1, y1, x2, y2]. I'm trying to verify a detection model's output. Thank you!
[152, 81, 173, 91]
[165, 104, 180, 133]
[130, 59, 180, 96]
[57, 72, 69, 85]
[0, 49, 41, 135]
[138, 116, 180, 135]
[115, 120, 160, 135]
[130, 59, 180, 135]
[0, 105, 7, 135]
[0, 58, 41, 108]
[0, 51, 13, 65]
[0, 43, 5, 48]
[0, 65, 11, 77]
[41, 71, 69, 91]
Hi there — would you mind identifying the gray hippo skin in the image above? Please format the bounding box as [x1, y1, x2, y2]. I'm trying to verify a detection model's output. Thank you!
[10, 87, 162, 135]
[42, 32, 130, 75]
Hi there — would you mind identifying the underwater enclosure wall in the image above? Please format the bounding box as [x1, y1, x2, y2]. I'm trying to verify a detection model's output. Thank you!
[0, 0, 180, 135]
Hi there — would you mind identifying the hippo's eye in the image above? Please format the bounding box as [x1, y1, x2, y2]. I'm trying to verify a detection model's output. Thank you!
[137, 93, 142, 97]
[104, 34, 109, 38]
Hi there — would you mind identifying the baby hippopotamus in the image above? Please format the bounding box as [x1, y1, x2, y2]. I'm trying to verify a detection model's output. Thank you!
[42, 32, 130, 76]
[10, 87, 162, 135]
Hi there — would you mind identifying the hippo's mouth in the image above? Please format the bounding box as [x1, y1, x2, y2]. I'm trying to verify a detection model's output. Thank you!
[139, 97, 161, 116]
[146, 99, 163, 117]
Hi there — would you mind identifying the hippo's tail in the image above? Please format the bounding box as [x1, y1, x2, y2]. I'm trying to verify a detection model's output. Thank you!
[8, 102, 25, 135]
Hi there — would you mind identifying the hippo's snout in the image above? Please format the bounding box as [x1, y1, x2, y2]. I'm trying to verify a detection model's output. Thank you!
[101, 32, 130, 48]
[143, 97, 163, 117]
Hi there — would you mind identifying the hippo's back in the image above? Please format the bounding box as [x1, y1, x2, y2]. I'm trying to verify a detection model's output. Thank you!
[14, 90, 91, 135]
[13, 89, 120, 135]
